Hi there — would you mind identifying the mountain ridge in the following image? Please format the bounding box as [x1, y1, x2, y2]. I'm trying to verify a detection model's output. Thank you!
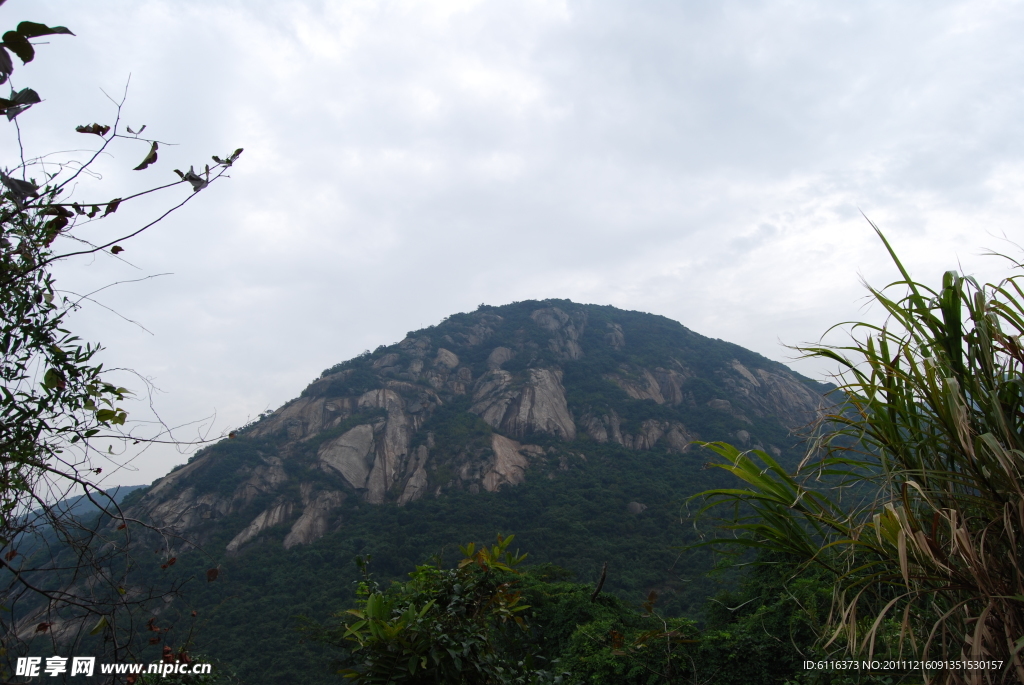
[124, 299, 829, 556]
[99, 299, 838, 683]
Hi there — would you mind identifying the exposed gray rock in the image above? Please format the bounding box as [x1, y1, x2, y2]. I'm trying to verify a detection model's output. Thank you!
[446, 366, 473, 395]
[531, 307, 586, 360]
[144, 487, 206, 531]
[609, 368, 666, 404]
[664, 423, 692, 452]
[471, 369, 514, 420]
[359, 389, 414, 504]
[531, 307, 569, 331]
[424, 368, 449, 390]
[372, 353, 401, 369]
[606, 322, 625, 350]
[453, 316, 500, 347]
[627, 502, 647, 515]
[227, 458, 290, 515]
[434, 348, 460, 370]
[607, 410, 623, 445]
[318, 424, 375, 489]
[226, 501, 294, 553]
[579, 410, 623, 446]
[631, 420, 666, 450]
[141, 452, 291, 534]
[730, 360, 760, 386]
[583, 413, 609, 443]
[123, 302, 832, 556]
[248, 390, 371, 441]
[249, 396, 327, 440]
[398, 335, 432, 358]
[398, 444, 430, 505]
[720, 360, 826, 428]
[708, 399, 732, 412]
[471, 368, 576, 440]
[652, 368, 689, 405]
[146, 454, 211, 500]
[482, 435, 530, 492]
[299, 369, 351, 398]
[486, 347, 515, 369]
[283, 490, 345, 549]
[581, 414, 690, 452]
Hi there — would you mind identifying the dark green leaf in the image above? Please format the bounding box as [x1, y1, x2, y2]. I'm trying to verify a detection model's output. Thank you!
[181, 168, 208, 192]
[88, 616, 108, 636]
[1, 31, 33, 63]
[133, 141, 158, 171]
[0, 172, 38, 198]
[0, 46, 12, 83]
[10, 87, 39, 105]
[16, 22, 75, 38]
[75, 123, 110, 136]
[5, 88, 40, 120]
[103, 199, 121, 216]
[42, 368, 65, 390]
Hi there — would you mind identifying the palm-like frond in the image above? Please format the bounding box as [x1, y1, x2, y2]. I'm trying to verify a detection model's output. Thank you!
[693, 223, 1024, 684]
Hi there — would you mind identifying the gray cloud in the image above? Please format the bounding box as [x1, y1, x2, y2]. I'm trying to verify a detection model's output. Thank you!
[14, 0, 1024, 484]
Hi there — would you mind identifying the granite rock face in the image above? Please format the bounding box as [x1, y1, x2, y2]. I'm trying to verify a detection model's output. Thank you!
[283, 488, 346, 549]
[471, 368, 576, 440]
[531, 307, 587, 360]
[126, 300, 830, 554]
[226, 501, 294, 553]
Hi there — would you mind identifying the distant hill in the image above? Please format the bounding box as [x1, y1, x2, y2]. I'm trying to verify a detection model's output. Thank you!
[44, 485, 146, 521]
[118, 300, 831, 683]
[15, 484, 146, 554]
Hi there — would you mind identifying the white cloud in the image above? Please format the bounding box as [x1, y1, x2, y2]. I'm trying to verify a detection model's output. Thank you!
[11, 0, 1024, 484]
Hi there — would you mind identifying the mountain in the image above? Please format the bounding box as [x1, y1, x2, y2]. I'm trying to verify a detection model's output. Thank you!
[48, 485, 146, 520]
[116, 300, 831, 682]
[130, 300, 823, 546]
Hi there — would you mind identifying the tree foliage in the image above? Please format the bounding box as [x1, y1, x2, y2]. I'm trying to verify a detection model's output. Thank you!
[316, 535, 564, 684]
[693, 222, 1024, 684]
[310, 537, 895, 685]
[0, 7, 240, 673]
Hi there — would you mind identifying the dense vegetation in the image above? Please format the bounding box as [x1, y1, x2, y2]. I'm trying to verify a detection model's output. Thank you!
[300, 537, 898, 685]
[57, 241, 1024, 685]
[112, 441, 736, 683]
[88, 297, 838, 683]
[0, 10, 244, 679]
[694, 229, 1024, 684]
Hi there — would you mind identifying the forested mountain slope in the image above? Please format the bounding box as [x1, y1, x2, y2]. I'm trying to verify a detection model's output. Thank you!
[116, 300, 831, 683]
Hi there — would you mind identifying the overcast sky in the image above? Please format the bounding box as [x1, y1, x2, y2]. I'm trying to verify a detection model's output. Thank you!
[10, 0, 1024, 486]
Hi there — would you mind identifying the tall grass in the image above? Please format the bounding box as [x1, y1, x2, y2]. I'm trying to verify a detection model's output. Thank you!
[693, 223, 1024, 684]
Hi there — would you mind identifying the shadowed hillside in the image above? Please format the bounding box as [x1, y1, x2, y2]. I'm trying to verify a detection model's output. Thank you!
[112, 300, 831, 683]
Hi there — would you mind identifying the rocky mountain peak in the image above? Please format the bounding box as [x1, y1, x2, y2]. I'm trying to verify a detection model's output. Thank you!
[127, 300, 830, 556]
